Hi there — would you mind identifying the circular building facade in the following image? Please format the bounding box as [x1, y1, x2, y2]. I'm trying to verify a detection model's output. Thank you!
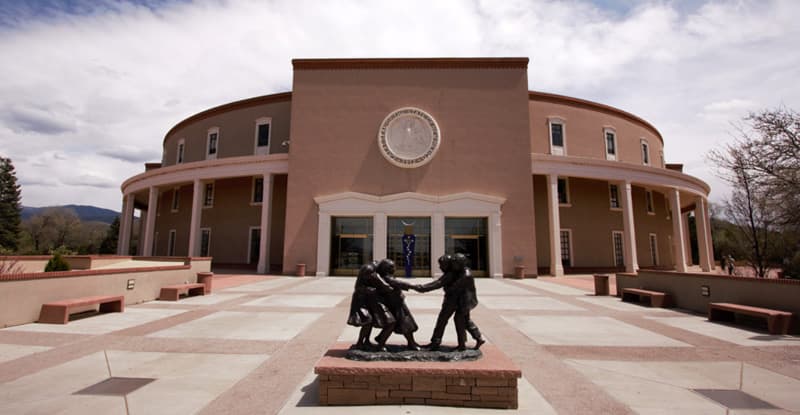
[120, 57, 712, 277]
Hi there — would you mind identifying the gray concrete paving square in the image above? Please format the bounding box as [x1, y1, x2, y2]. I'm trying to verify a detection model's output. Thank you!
[503, 315, 691, 346]
[242, 294, 347, 308]
[148, 310, 323, 341]
[150, 292, 248, 306]
[0, 344, 51, 364]
[515, 278, 590, 295]
[644, 315, 800, 346]
[479, 295, 586, 311]
[3, 308, 188, 335]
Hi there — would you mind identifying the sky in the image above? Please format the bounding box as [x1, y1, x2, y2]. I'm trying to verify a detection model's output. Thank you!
[0, 0, 798, 211]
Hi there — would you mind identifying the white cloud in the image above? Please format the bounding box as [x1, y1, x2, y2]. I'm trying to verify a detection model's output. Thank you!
[0, 0, 798, 210]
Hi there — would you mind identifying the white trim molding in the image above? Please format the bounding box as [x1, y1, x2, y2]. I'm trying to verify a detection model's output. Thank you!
[531, 154, 710, 198]
[548, 116, 566, 156]
[314, 191, 506, 278]
[206, 126, 219, 160]
[254, 117, 272, 156]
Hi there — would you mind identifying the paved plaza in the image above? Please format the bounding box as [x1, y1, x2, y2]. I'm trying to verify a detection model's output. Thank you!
[1, 274, 799, 414]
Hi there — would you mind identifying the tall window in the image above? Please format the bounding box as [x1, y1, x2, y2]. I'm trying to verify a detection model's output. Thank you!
[177, 139, 185, 164]
[204, 182, 214, 207]
[649, 233, 659, 266]
[548, 118, 565, 155]
[557, 177, 570, 205]
[207, 128, 219, 160]
[641, 139, 650, 165]
[171, 187, 180, 212]
[609, 183, 620, 209]
[612, 231, 624, 267]
[252, 177, 264, 204]
[167, 230, 176, 256]
[560, 229, 572, 267]
[200, 228, 211, 257]
[645, 190, 655, 214]
[604, 129, 617, 161]
[255, 117, 271, 155]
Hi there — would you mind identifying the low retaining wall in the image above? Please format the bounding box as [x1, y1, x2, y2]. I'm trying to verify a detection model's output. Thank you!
[0, 257, 211, 327]
[616, 270, 800, 332]
[315, 343, 520, 409]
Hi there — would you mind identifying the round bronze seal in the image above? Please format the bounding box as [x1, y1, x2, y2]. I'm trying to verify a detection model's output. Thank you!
[377, 107, 441, 168]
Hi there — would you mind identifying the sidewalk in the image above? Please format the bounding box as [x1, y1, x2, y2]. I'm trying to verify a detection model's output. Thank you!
[0, 274, 798, 414]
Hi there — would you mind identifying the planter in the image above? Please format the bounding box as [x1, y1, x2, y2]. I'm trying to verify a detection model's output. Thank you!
[593, 274, 609, 296]
[513, 265, 525, 279]
[296, 263, 306, 277]
[197, 272, 214, 294]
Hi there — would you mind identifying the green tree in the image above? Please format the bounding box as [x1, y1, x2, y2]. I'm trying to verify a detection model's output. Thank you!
[0, 157, 22, 252]
[99, 216, 119, 254]
[44, 252, 71, 272]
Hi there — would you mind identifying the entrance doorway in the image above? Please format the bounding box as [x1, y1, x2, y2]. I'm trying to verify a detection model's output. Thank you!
[330, 217, 373, 276]
[445, 217, 488, 277]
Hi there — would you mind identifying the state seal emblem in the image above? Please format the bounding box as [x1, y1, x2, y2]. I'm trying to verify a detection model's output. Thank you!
[377, 107, 441, 168]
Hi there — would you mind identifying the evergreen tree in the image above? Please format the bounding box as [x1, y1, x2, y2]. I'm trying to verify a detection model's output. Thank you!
[0, 157, 22, 252]
[99, 216, 120, 254]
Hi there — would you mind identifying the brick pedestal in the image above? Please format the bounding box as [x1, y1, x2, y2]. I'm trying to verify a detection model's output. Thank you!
[315, 342, 521, 409]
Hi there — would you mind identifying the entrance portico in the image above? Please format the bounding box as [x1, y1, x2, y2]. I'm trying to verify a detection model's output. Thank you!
[314, 192, 505, 278]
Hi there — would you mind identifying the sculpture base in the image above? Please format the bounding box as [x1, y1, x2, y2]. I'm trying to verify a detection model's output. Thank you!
[315, 342, 520, 409]
[345, 344, 482, 362]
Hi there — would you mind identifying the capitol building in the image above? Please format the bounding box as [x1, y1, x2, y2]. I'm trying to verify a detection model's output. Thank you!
[119, 57, 713, 278]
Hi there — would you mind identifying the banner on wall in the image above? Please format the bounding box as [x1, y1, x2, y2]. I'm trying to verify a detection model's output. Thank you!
[402, 224, 415, 278]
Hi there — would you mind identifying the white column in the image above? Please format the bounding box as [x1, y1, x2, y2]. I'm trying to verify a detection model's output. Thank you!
[695, 196, 712, 272]
[187, 179, 203, 257]
[118, 194, 134, 255]
[489, 211, 503, 278]
[619, 181, 639, 273]
[316, 212, 331, 277]
[669, 188, 688, 272]
[373, 212, 387, 262]
[257, 174, 272, 274]
[142, 187, 158, 256]
[704, 201, 715, 269]
[682, 212, 693, 265]
[546, 174, 564, 276]
[431, 212, 445, 277]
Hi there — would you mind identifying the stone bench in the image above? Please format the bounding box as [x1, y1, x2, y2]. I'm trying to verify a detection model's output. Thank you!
[621, 288, 672, 308]
[39, 295, 124, 324]
[159, 283, 207, 301]
[708, 302, 793, 335]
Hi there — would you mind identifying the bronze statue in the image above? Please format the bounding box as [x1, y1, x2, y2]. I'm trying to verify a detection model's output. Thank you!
[374, 259, 422, 351]
[416, 253, 485, 351]
[346, 261, 396, 351]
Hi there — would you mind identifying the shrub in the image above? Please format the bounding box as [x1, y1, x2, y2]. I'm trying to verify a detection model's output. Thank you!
[0, 258, 23, 275]
[44, 253, 70, 272]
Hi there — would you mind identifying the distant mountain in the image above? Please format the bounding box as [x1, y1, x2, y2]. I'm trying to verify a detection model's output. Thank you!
[22, 205, 120, 224]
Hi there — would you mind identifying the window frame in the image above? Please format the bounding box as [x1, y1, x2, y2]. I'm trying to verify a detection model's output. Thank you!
[649, 233, 659, 266]
[254, 117, 272, 155]
[559, 228, 574, 267]
[612, 230, 625, 267]
[171, 187, 180, 212]
[167, 229, 176, 256]
[604, 127, 617, 161]
[176, 139, 185, 164]
[557, 177, 571, 207]
[608, 183, 621, 210]
[206, 127, 219, 160]
[251, 177, 264, 205]
[248, 226, 261, 264]
[203, 181, 214, 208]
[645, 189, 655, 215]
[548, 117, 566, 156]
[200, 227, 211, 257]
[641, 138, 650, 166]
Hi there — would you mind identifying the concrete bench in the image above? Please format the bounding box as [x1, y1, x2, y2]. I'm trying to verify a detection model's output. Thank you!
[159, 283, 206, 301]
[621, 288, 672, 308]
[39, 295, 124, 324]
[708, 302, 793, 335]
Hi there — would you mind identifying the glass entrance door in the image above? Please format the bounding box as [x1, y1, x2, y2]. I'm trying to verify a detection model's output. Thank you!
[387, 217, 431, 277]
[331, 217, 373, 276]
[445, 217, 488, 277]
